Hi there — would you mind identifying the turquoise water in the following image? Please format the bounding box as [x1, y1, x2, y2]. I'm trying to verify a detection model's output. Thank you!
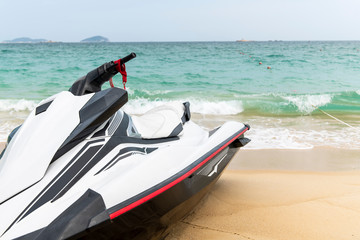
[0, 42, 359, 148]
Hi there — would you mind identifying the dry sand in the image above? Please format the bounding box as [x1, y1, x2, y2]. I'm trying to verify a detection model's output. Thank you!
[167, 170, 360, 240]
[1, 143, 360, 240]
[166, 148, 360, 240]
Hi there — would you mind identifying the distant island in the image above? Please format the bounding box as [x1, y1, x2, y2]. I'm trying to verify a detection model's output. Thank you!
[80, 36, 109, 43]
[2, 37, 49, 43]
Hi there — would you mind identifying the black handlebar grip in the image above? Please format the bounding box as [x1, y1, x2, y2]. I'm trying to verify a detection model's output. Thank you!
[120, 52, 136, 64]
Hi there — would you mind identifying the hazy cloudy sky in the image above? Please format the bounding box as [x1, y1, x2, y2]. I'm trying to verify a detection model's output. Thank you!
[1, 0, 360, 42]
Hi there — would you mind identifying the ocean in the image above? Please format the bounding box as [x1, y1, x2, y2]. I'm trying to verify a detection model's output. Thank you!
[0, 41, 359, 149]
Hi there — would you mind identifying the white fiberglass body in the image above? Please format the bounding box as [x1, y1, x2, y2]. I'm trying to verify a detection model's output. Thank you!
[0, 54, 249, 240]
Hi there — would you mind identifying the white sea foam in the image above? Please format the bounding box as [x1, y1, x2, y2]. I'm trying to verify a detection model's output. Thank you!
[282, 94, 332, 114]
[1, 96, 358, 150]
[137, 89, 174, 95]
[123, 98, 244, 115]
[0, 99, 37, 112]
[244, 125, 360, 150]
[244, 127, 313, 149]
[190, 100, 243, 115]
[356, 90, 360, 95]
[126, 87, 173, 96]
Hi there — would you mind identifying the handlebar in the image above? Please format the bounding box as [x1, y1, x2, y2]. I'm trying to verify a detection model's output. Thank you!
[120, 52, 136, 64]
[70, 52, 136, 95]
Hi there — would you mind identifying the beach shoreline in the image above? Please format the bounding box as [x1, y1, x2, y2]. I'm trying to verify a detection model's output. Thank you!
[230, 147, 360, 172]
[1, 143, 360, 239]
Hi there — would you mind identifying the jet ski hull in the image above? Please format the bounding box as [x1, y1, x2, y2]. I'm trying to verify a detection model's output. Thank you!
[14, 127, 248, 240]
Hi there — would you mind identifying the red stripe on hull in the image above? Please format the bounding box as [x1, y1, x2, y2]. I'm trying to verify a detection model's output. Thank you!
[109, 127, 248, 219]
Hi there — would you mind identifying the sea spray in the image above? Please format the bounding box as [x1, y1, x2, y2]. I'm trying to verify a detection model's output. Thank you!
[281, 94, 332, 114]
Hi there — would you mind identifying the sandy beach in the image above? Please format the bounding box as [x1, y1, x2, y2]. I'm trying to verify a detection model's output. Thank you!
[0, 142, 5, 152]
[166, 169, 360, 240]
[1, 143, 360, 240]
[165, 148, 360, 240]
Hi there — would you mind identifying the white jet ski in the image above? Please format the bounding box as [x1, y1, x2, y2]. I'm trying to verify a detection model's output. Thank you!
[0, 53, 250, 240]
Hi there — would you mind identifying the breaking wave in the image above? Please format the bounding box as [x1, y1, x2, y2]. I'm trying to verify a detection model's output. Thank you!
[281, 94, 333, 114]
[0, 99, 37, 112]
[123, 98, 244, 115]
[1, 90, 359, 116]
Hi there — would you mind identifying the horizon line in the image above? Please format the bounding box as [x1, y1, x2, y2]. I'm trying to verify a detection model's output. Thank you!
[2, 40, 360, 43]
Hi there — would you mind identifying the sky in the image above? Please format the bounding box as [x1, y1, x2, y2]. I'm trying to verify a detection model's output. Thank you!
[1, 0, 360, 42]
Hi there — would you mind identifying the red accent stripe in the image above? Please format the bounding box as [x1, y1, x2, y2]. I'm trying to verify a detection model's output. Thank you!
[109, 127, 248, 220]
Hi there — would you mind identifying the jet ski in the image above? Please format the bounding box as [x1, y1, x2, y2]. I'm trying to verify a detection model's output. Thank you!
[0, 53, 250, 240]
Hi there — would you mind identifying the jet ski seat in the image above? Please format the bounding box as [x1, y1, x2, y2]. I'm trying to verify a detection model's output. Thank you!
[131, 102, 190, 139]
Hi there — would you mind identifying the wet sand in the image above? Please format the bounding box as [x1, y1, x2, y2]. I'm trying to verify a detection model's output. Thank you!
[2, 143, 360, 240]
[229, 147, 360, 172]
